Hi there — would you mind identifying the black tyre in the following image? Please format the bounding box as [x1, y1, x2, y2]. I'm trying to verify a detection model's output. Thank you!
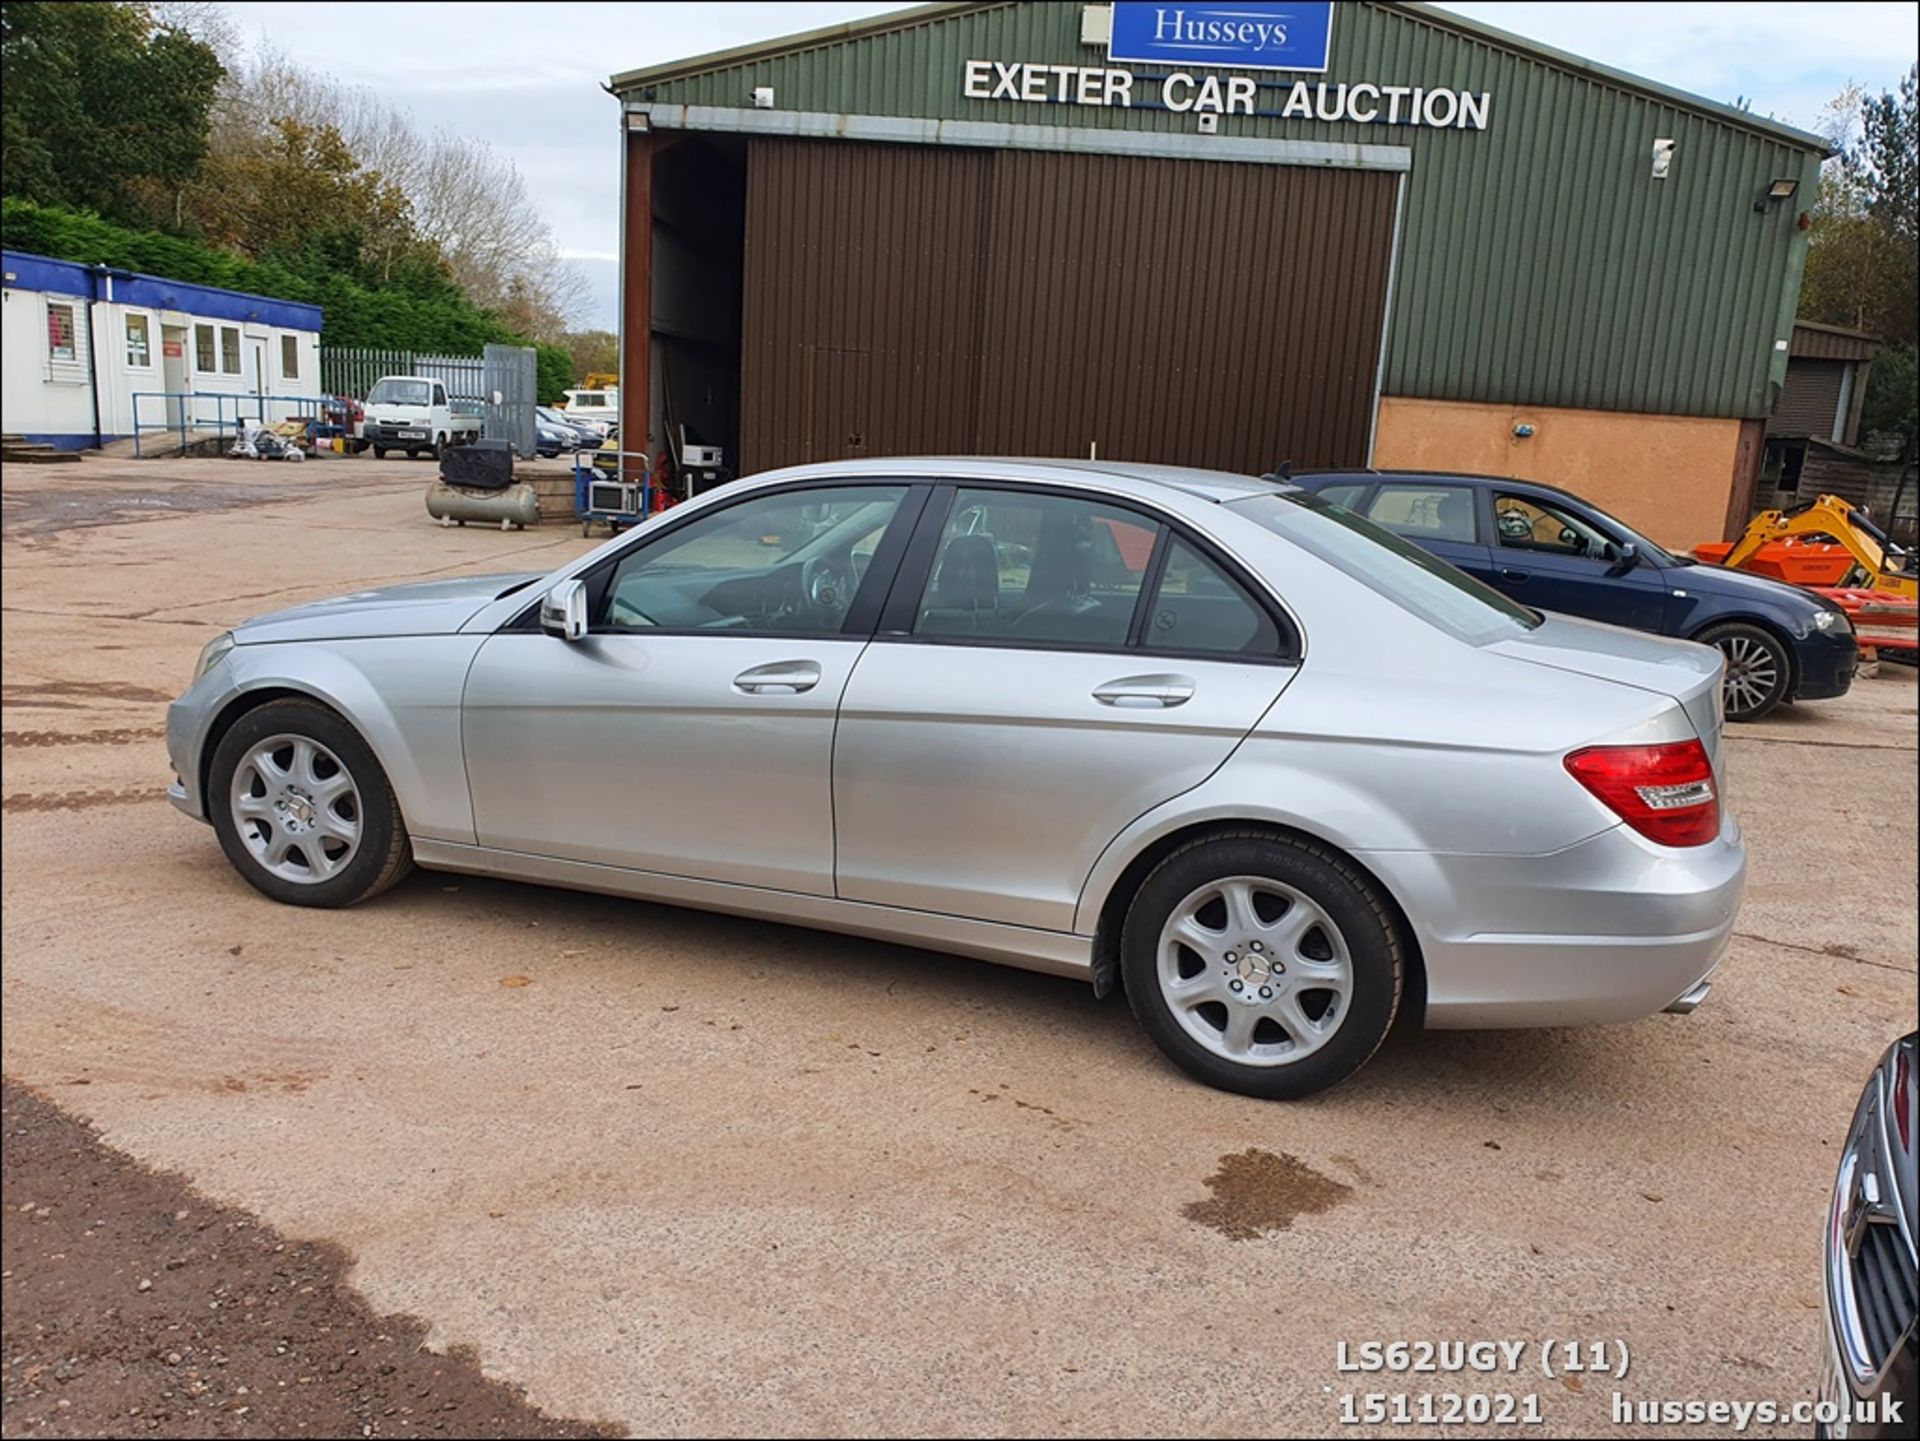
[208, 698, 413, 908]
[1121, 831, 1403, 1100]
[1697, 620, 1791, 721]
[372, 446, 387, 459]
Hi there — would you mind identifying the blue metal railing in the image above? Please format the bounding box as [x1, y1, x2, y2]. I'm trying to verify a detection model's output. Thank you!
[130, 391, 338, 457]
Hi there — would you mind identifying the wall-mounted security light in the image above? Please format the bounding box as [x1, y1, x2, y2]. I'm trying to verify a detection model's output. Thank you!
[1196, 113, 1219, 134]
[1651, 138, 1675, 179]
[751, 86, 775, 109]
[1755, 176, 1798, 212]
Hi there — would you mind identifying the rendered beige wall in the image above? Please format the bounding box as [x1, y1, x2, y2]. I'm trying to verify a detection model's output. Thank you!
[1373, 397, 1743, 550]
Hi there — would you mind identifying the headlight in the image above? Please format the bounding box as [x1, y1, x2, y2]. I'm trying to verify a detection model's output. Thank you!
[1813, 608, 1852, 633]
[193, 631, 235, 682]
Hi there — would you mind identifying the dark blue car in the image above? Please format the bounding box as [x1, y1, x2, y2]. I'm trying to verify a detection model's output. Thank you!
[1290, 471, 1858, 721]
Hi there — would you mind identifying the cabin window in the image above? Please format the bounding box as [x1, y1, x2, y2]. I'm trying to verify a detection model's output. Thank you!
[47, 303, 77, 361]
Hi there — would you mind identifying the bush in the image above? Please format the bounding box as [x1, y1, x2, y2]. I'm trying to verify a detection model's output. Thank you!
[1, 198, 548, 357]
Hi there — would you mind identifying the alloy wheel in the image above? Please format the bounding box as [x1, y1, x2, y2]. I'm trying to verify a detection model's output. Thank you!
[1716, 634, 1780, 717]
[1156, 875, 1354, 1067]
[229, 733, 362, 884]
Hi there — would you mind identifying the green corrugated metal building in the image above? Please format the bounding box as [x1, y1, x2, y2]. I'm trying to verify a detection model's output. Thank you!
[608, 1, 1828, 544]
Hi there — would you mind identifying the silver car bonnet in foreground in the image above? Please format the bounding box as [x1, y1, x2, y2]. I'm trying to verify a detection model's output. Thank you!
[169, 457, 1746, 1098]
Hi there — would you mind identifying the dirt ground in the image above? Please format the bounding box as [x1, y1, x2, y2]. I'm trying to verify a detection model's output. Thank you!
[2, 454, 1915, 1438]
[1, 1081, 617, 1438]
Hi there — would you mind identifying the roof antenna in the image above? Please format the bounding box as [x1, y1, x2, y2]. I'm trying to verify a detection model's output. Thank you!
[1259, 460, 1295, 486]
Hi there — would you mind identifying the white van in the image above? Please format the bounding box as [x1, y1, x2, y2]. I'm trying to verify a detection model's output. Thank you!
[558, 387, 619, 429]
[360, 376, 483, 459]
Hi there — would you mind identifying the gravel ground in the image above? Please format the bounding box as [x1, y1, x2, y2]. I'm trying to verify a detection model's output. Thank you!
[2, 455, 1915, 1438]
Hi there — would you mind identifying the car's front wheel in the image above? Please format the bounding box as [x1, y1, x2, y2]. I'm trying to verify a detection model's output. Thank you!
[1698, 620, 1790, 721]
[1121, 832, 1403, 1100]
[208, 699, 412, 907]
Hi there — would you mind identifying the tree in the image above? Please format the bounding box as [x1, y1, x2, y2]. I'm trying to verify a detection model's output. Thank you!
[1800, 68, 1918, 347]
[187, 115, 440, 292]
[205, 50, 585, 339]
[560, 330, 620, 384]
[0, 2, 222, 229]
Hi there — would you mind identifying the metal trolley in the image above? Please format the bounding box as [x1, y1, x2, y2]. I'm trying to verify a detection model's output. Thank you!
[572, 449, 656, 537]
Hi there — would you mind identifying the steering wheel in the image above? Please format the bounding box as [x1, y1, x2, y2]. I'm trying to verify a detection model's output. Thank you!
[802, 555, 852, 617]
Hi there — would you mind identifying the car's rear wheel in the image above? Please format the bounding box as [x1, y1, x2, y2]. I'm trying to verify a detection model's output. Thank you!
[1121, 832, 1402, 1099]
[209, 699, 412, 908]
[1698, 621, 1790, 721]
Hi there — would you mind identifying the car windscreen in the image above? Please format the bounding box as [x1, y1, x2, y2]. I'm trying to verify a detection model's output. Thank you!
[368, 379, 432, 406]
[1233, 490, 1542, 643]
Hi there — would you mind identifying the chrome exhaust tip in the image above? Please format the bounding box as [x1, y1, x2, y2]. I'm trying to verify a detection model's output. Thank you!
[1664, 981, 1712, 1015]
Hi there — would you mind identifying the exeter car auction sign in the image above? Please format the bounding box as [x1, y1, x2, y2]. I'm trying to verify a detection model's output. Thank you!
[1108, 0, 1334, 72]
[959, 0, 1492, 129]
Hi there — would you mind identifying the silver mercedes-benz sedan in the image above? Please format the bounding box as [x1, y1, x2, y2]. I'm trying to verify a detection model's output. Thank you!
[167, 458, 1746, 1099]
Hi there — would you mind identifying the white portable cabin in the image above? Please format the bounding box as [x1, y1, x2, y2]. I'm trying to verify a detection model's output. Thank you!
[1, 249, 322, 450]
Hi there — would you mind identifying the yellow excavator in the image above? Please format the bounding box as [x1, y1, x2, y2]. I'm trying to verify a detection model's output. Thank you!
[1695, 494, 1916, 656]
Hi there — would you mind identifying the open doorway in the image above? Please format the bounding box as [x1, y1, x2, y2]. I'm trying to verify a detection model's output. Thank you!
[649, 135, 746, 488]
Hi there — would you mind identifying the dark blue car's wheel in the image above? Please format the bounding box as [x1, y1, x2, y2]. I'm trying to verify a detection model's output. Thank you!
[1698, 621, 1790, 721]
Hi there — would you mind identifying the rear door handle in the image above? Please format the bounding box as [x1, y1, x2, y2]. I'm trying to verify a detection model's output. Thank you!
[733, 660, 821, 694]
[1499, 567, 1531, 584]
[1093, 674, 1195, 708]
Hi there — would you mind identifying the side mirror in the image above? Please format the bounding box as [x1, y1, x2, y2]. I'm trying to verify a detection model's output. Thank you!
[540, 579, 588, 641]
[1607, 541, 1641, 576]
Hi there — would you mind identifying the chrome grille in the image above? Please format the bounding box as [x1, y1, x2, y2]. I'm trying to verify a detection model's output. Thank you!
[1851, 1217, 1917, 1370]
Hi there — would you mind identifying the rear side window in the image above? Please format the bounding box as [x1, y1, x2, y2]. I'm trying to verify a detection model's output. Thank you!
[1316, 482, 1368, 509]
[1142, 538, 1278, 657]
[915, 489, 1155, 648]
[1237, 492, 1540, 643]
[1366, 483, 1477, 542]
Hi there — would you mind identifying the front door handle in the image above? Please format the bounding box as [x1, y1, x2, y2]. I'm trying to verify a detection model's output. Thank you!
[733, 660, 821, 695]
[1499, 567, 1531, 584]
[1093, 674, 1195, 709]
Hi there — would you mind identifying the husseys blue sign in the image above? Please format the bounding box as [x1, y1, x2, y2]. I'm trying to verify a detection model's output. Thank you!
[1108, 2, 1335, 72]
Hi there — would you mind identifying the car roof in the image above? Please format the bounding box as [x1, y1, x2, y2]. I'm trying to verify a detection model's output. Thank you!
[1293, 468, 1596, 506]
[745, 455, 1282, 502]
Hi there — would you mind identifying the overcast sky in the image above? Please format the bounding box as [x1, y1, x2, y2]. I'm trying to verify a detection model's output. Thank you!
[208, 1, 1920, 330]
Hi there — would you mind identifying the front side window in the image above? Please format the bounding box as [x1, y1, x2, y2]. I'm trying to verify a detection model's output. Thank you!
[1365, 483, 1477, 542]
[194, 322, 216, 372]
[1493, 493, 1614, 559]
[433, 383, 448, 406]
[599, 485, 907, 633]
[220, 326, 241, 375]
[47, 302, 77, 361]
[280, 334, 299, 379]
[1142, 537, 1278, 657]
[915, 489, 1156, 648]
[126, 313, 151, 367]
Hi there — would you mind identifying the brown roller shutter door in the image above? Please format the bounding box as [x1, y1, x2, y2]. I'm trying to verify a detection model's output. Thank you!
[742, 137, 1397, 475]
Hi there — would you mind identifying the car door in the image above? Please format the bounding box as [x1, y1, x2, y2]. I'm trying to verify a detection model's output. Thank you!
[833, 483, 1300, 933]
[1486, 489, 1667, 631]
[1353, 479, 1494, 578]
[462, 481, 922, 895]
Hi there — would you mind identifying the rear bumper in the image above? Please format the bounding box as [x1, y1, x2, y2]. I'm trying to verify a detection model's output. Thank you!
[1362, 818, 1746, 1028]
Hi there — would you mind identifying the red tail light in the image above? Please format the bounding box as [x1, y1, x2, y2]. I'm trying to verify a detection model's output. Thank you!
[1564, 740, 1720, 847]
